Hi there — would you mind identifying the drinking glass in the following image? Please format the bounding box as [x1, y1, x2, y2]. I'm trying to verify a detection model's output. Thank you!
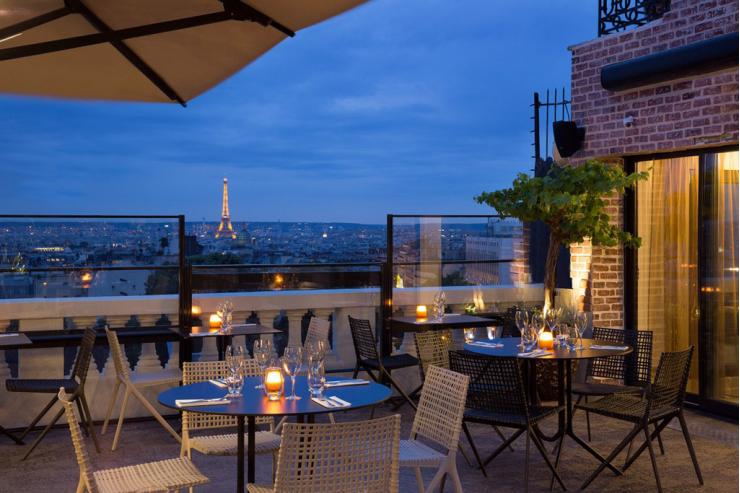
[515, 310, 529, 334]
[282, 346, 303, 401]
[307, 360, 326, 398]
[225, 345, 245, 374]
[253, 339, 272, 389]
[545, 307, 561, 332]
[521, 325, 539, 351]
[463, 328, 476, 344]
[226, 367, 244, 397]
[306, 339, 328, 366]
[486, 326, 501, 340]
[555, 323, 569, 349]
[575, 312, 589, 349]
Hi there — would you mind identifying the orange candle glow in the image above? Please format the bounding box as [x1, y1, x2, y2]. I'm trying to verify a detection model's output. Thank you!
[209, 313, 221, 329]
[416, 305, 428, 319]
[539, 331, 554, 350]
[191, 305, 202, 317]
[264, 368, 284, 401]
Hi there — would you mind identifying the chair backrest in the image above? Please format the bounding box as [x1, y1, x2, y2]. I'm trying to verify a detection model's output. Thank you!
[348, 316, 379, 362]
[58, 388, 98, 493]
[449, 351, 529, 421]
[105, 326, 130, 381]
[647, 346, 693, 415]
[590, 327, 627, 380]
[273, 415, 400, 493]
[410, 365, 469, 452]
[182, 360, 271, 430]
[414, 330, 453, 381]
[304, 317, 331, 350]
[71, 327, 97, 384]
[627, 330, 653, 387]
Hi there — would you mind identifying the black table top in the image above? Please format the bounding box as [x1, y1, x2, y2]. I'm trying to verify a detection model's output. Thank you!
[158, 376, 392, 417]
[0, 332, 33, 349]
[464, 337, 633, 360]
[173, 324, 281, 338]
[391, 314, 496, 332]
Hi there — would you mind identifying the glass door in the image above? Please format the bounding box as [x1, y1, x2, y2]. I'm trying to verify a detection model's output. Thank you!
[633, 149, 738, 411]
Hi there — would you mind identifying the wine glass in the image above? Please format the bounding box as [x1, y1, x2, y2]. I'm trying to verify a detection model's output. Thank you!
[545, 307, 561, 332]
[486, 326, 500, 340]
[515, 310, 529, 334]
[282, 346, 303, 401]
[463, 328, 476, 344]
[225, 345, 245, 373]
[307, 359, 326, 398]
[306, 339, 328, 366]
[521, 325, 539, 351]
[575, 311, 589, 349]
[253, 339, 272, 389]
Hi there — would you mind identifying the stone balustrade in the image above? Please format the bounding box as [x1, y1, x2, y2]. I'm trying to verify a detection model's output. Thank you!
[0, 284, 543, 428]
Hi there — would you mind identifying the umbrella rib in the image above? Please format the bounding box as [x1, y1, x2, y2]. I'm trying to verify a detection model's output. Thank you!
[0, 7, 71, 41]
[68, 0, 186, 106]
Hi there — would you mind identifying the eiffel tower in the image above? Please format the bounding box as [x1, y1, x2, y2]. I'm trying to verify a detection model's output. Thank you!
[215, 177, 236, 239]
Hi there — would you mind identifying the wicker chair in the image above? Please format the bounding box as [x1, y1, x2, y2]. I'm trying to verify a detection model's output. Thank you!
[6, 326, 100, 460]
[449, 351, 566, 492]
[576, 347, 702, 493]
[248, 414, 401, 493]
[181, 360, 281, 462]
[413, 330, 453, 382]
[58, 388, 209, 493]
[101, 327, 181, 450]
[348, 316, 419, 410]
[399, 365, 468, 493]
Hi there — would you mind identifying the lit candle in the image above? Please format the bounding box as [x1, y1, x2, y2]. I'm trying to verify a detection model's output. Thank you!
[191, 305, 202, 317]
[416, 305, 428, 319]
[264, 368, 284, 401]
[539, 331, 554, 350]
[209, 313, 221, 330]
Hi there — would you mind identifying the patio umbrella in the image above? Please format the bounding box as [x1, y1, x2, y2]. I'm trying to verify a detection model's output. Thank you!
[0, 0, 365, 105]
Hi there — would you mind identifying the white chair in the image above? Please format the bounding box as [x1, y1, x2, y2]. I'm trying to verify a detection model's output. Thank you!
[59, 388, 209, 493]
[101, 327, 181, 450]
[248, 414, 401, 493]
[399, 365, 469, 493]
[180, 360, 281, 463]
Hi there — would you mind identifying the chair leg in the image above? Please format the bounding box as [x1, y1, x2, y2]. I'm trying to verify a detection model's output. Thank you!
[112, 387, 131, 451]
[18, 395, 57, 441]
[678, 411, 703, 485]
[643, 424, 663, 493]
[483, 428, 525, 467]
[580, 423, 642, 490]
[75, 478, 85, 493]
[447, 458, 464, 493]
[549, 430, 566, 491]
[462, 422, 487, 477]
[493, 425, 514, 452]
[352, 364, 360, 379]
[132, 386, 181, 443]
[655, 422, 665, 455]
[22, 406, 64, 460]
[585, 395, 592, 442]
[529, 428, 566, 491]
[424, 465, 448, 493]
[524, 429, 531, 493]
[101, 380, 121, 435]
[414, 467, 425, 493]
[78, 392, 100, 453]
[382, 368, 417, 411]
[622, 418, 672, 472]
[75, 399, 89, 437]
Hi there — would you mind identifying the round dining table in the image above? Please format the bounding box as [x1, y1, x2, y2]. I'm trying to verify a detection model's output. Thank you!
[159, 375, 392, 493]
[464, 337, 633, 478]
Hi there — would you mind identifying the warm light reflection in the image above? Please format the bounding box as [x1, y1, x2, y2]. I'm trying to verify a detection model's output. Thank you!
[209, 313, 221, 329]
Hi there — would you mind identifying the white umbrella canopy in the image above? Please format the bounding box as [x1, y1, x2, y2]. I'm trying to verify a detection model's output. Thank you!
[0, 0, 365, 105]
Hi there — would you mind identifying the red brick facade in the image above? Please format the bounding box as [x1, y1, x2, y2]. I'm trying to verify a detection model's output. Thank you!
[566, 0, 739, 328]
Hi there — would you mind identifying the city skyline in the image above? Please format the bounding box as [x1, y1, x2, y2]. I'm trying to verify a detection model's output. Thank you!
[0, 1, 595, 223]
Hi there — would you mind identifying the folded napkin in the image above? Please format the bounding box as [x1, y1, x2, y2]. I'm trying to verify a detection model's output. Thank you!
[209, 378, 227, 388]
[518, 349, 549, 358]
[324, 379, 369, 388]
[0, 333, 19, 338]
[311, 396, 351, 409]
[176, 398, 230, 407]
[590, 345, 630, 351]
[468, 341, 504, 348]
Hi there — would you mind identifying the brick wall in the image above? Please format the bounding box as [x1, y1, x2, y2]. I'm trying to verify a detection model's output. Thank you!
[566, 0, 739, 328]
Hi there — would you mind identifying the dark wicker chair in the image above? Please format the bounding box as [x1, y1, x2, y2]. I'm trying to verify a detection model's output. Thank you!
[449, 350, 566, 492]
[6, 326, 100, 459]
[576, 347, 702, 492]
[573, 328, 654, 442]
[348, 316, 419, 410]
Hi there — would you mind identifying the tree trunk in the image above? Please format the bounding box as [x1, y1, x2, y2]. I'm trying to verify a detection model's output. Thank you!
[543, 233, 560, 313]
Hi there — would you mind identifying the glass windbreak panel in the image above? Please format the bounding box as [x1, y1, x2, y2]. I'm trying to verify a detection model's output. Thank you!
[702, 151, 738, 404]
[0, 217, 181, 299]
[636, 157, 700, 394]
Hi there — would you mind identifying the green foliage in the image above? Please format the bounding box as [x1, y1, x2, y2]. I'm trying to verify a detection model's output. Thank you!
[475, 160, 649, 248]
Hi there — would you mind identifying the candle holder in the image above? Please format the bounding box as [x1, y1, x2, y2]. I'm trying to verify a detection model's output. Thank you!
[415, 305, 428, 319]
[263, 367, 284, 401]
[539, 330, 554, 350]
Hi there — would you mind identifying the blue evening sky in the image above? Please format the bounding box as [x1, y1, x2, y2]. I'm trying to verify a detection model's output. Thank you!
[0, 1, 595, 224]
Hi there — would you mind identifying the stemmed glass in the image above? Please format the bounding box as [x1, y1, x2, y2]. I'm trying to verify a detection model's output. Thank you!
[575, 311, 589, 350]
[545, 307, 561, 332]
[282, 346, 303, 401]
[253, 339, 272, 389]
[306, 339, 328, 365]
[521, 324, 539, 351]
[225, 345, 245, 397]
[463, 328, 476, 344]
[515, 310, 529, 346]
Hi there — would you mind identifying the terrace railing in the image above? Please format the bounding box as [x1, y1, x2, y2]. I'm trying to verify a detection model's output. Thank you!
[598, 0, 671, 37]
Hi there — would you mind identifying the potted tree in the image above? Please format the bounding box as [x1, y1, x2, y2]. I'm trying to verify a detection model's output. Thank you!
[475, 160, 648, 312]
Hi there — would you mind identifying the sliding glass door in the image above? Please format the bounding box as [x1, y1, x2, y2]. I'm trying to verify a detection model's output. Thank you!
[632, 149, 738, 411]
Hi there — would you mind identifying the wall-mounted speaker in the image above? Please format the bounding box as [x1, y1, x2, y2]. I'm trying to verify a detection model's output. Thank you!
[552, 121, 585, 158]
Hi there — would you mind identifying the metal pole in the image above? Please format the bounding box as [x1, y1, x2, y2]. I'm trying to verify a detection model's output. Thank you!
[381, 215, 394, 357]
[533, 92, 541, 165]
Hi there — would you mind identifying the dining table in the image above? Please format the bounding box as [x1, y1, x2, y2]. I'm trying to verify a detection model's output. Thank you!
[159, 375, 392, 493]
[173, 323, 282, 361]
[390, 313, 497, 334]
[464, 336, 633, 479]
[0, 331, 33, 444]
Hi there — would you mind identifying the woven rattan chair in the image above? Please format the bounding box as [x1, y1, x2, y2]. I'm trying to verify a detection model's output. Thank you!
[413, 330, 453, 382]
[181, 360, 281, 462]
[6, 326, 100, 460]
[399, 365, 468, 493]
[577, 347, 702, 492]
[348, 315, 419, 410]
[449, 351, 566, 492]
[101, 327, 181, 450]
[58, 388, 209, 493]
[248, 414, 401, 493]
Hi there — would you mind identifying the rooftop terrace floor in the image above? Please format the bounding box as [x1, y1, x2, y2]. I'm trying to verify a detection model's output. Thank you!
[1, 402, 736, 492]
